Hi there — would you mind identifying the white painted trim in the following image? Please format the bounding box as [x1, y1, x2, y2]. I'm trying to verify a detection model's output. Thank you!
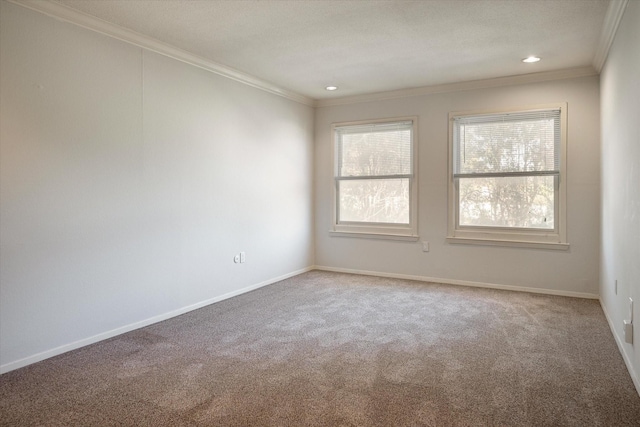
[5, 1, 604, 109]
[0, 266, 314, 374]
[315, 67, 597, 108]
[330, 117, 419, 238]
[446, 103, 568, 249]
[593, 0, 629, 72]
[329, 231, 419, 241]
[445, 237, 570, 250]
[313, 265, 599, 300]
[6, 0, 314, 106]
[600, 300, 640, 396]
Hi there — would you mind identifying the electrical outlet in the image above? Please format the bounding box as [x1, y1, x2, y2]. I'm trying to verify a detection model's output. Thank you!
[624, 320, 633, 344]
[422, 241, 429, 252]
[624, 297, 634, 345]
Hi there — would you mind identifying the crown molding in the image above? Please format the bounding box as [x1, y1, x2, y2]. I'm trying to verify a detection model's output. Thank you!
[593, 0, 629, 72]
[7, 0, 315, 106]
[6, 0, 609, 110]
[315, 66, 598, 108]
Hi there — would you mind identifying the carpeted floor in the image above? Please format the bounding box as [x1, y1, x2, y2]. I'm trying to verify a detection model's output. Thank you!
[1, 270, 639, 426]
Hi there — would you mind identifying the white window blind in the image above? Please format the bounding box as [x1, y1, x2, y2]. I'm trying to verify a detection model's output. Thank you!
[453, 109, 560, 178]
[336, 121, 413, 179]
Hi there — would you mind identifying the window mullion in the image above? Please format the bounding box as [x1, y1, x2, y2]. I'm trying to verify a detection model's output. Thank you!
[454, 171, 559, 179]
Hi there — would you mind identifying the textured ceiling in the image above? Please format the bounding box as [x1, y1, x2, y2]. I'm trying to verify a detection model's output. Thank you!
[54, 0, 610, 100]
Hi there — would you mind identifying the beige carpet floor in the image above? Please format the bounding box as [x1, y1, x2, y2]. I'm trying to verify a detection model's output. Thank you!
[1, 270, 639, 426]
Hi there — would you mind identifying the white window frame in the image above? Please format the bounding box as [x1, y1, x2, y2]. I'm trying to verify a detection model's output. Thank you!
[447, 103, 569, 250]
[330, 117, 418, 241]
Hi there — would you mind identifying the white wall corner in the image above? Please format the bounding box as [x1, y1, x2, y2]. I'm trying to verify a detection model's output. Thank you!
[593, 0, 630, 72]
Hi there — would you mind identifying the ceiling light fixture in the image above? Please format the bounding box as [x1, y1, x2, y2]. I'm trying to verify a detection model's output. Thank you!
[522, 56, 541, 63]
[325, 86, 338, 91]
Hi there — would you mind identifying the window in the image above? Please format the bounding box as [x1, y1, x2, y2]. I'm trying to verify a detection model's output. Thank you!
[331, 117, 418, 240]
[447, 104, 568, 249]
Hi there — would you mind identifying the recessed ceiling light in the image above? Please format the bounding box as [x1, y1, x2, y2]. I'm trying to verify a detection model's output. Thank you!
[325, 86, 338, 91]
[522, 56, 541, 63]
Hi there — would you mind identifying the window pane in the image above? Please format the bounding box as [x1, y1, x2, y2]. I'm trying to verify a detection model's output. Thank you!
[339, 179, 409, 224]
[339, 128, 411, 177]
[457, 117, 557, 174]
[458, 176, 554, 229]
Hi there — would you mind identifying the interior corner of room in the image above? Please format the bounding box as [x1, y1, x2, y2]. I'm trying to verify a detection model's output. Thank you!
[0, 0, 638, 421]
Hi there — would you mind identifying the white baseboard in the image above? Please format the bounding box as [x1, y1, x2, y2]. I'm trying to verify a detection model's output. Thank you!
[600, 301, 640, 396]
[0, 266, 314, 374]
[312, 265, 600, 299]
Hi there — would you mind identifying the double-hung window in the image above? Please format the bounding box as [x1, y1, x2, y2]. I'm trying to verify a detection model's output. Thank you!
[448, 104, 568, 249]
[331, 117, 418, 240]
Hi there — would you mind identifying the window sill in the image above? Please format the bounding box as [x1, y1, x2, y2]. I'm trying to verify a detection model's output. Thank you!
[446, 236, 569, 250]
[330, 230, 419, 242]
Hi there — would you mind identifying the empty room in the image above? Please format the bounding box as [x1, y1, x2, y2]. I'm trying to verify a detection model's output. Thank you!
[1, 0, 639, 425]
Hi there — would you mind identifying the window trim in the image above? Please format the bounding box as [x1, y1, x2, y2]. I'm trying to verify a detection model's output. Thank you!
[330, 116, 419, 240]
[447, 103, 569, 250]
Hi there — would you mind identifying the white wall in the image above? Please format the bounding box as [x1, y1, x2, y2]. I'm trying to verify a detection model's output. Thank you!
[600, 0, 640, 391]
[315, 76, 601, 296]
[0, 2, 314, 371]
